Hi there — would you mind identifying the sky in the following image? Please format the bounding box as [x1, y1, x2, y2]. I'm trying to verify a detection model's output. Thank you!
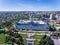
[0, 0, 60, 11]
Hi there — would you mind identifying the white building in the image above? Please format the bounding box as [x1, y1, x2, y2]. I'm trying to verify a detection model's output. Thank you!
[55, 20, 60, 30]
[26, 33, 35, 45]
[15, 15, 49, 31]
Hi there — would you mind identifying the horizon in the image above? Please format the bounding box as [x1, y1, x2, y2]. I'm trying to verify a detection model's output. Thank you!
[0, 0, 60, 11]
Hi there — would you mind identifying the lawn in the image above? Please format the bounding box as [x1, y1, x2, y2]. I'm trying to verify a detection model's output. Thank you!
[35, 35, 44, 45]
[0, 33, 5, 44]
[35, 35, 44, 39]
[20, 34, 27, 44]
[20, 34, 27, 38]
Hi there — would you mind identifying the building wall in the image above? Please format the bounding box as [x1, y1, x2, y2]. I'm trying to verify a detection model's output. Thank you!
[16, 23, 49, 31]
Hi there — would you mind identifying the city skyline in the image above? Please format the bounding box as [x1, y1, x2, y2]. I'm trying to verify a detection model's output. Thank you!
[0, 0, 60, 11]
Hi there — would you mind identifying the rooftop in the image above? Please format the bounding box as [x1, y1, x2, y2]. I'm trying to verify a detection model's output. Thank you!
[18, 20, 48, 24]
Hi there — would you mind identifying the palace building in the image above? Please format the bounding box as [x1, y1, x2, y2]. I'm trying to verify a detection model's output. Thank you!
[15, 15, 49, 31]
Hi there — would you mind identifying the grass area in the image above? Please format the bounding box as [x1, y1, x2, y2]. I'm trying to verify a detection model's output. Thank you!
[0, 33, 5, 44]
[35, 41, 40, 45]
[24, 39, 26, 45]
[20, 34, 27, 38]
[35, 35, 44, 39]
[20, 34, 27, 44]
[35, 35, 44, 45]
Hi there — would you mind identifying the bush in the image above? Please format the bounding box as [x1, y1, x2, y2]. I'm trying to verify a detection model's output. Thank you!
[39, 35, 54, 45]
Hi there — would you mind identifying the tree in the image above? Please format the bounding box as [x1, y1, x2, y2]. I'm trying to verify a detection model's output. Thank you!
[5, 36, 11, 43]
[59, 28, 60, 31]
[0, 30, 5, 34]
[50, 24, 56, 31]
[39, 35, 54, 45]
